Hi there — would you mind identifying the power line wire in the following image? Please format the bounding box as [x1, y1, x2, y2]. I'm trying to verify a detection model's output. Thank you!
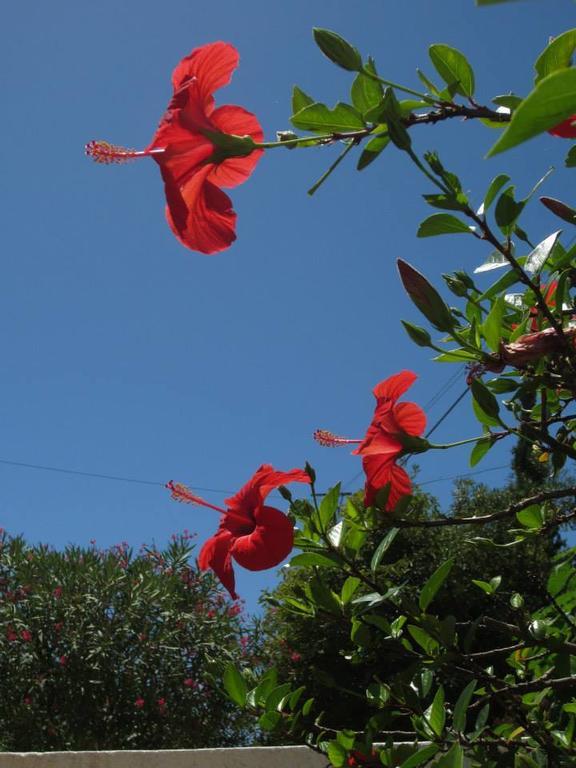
[0, 453, 509, 500]
[0, 457, 232, 496]
[418, 464, 509, 487]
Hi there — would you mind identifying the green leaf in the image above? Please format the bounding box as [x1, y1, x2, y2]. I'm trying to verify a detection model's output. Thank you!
[510, 592, 524, 609]
[429, 44, 475, 98]
[417, 68, 441, 95]
[487, 377, 519, 394]
[291, 102, 365, 133]
[292, 86, 315, 114]
[540, 196, 576, 225]
[566, 146, 576, 168]
[547, 561, 573, 597]
[434, 348, 481, 363]
[282, 596, 315, 615]
[419, 559, 454, 611]
[473, 250, 508, 274]
[472, 579, 495, 595]
[480, 268, 519, 301]
[341, 576, 361, 605]
[250, 671, 278, 707]
[366, 682, 391, 707]
[397, 259, 456, 333]
[302, 697, 314, 716]
[327, 741, 347, 767]
[408, 625, 439, 655]
[524, 231, 561, 274]
[290, 552, 341, 568]
[313, 28, 362, 72]
[494, 187, 524, 235]
[223, 664, 247, 706]
[287, 686, 305, 711]
[492, 94, 523, 111]
[309, 576, 341, 614]
[470, 378, 500, 421]
[380, 88, 411, 150]
[417, 213, 472, 237]
[435, 743, 464, 768]
[482, 295, 505, 352]
[318, 484, 341, 529]
[516, 505, 544, 529]
[351, 619, 372, 647]
[487, 69, 576, 157]
[483, 173, 510, 211]
[370, 528, 399, 573]
[470, 436, 495, 468]
[357, 130, 390, 170]
[399, 745, 440, 768]
[425, 686, 446, 736]
[401, 320, 433, 348]
[351, 60, 383, 115]
[534, 29, 576, 84]
[265, 682, 293, 711]
[258, 711, 281, 731]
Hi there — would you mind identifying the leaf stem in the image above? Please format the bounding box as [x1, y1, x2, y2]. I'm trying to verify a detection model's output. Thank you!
[308, 139, 358, 196]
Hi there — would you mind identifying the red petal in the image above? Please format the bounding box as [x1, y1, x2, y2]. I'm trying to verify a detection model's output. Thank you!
[226, 465, 309, 516]
[363, 457, 412, 510]
[353, 411, 403, 457]
[162, 165, 237, 254]
[198, 528, 238, 599]
[152, 140, 214, 188]
[393, 402, 426, 436]
[171, 42, 240, 116]
[208, 105, 264, 189]
[231, 505, 294, 571]
[372, 371, 417, 403]
[548, 116, 576, 138]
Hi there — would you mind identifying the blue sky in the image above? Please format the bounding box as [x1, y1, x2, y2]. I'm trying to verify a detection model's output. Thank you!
[0, 0, 573, 611]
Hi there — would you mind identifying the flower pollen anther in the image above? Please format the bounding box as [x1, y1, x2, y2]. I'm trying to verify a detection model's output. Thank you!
[314, 429, 359, 447]
[85, 140, 149, 164]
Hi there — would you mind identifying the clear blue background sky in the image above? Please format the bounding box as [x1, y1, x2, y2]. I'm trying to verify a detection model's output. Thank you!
[0, 0, 573, 611]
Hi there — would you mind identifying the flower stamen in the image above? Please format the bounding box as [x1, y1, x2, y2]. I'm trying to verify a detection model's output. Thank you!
[165, 481, 248, 524]
[314, 429, 361, 448]
[85, 140, 164, 165]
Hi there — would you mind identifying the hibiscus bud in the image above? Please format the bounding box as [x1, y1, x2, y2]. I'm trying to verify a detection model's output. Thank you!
[540, 196, 576, 225]
[278, 485, 292, 502]
[397, 259, 456, 333]
[401, 320, 433, 348]
[276, 131, 298, 149]
[304, 462, 316, 484]
[443, 273, 469, 298]
[313, 28, 363, 72]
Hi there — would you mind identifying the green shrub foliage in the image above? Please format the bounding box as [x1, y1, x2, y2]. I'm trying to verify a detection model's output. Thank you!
[0, 531, 257, 751]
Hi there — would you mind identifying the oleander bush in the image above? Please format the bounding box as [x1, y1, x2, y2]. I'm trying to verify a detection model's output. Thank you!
[0, 530, 258, 751]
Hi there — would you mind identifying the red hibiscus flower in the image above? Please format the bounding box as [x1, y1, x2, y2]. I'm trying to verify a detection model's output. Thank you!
[86, 42, 263, 254]
[167, 465, 310, 599]
[548, 116, 576, 139]
[315, 371, 426, 510]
